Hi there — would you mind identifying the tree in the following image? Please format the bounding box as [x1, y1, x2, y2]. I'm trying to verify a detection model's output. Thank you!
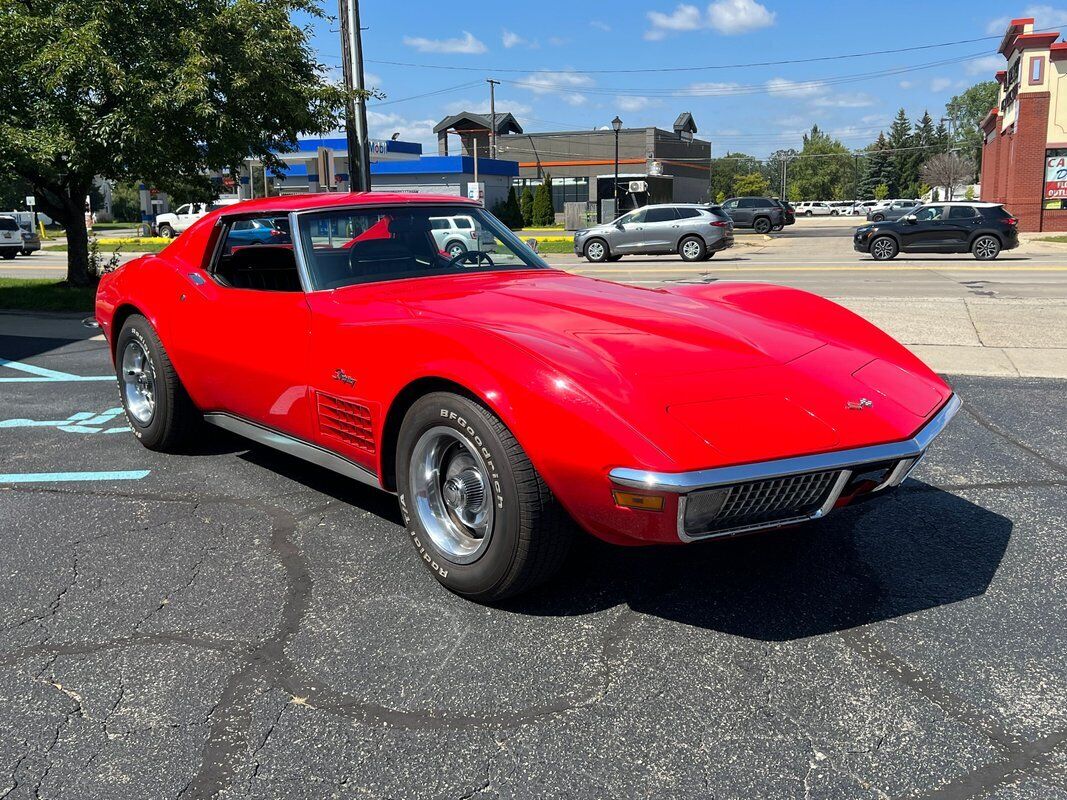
[886, 108, 914, 197]
[492, 186, 523, 229]
[532, 174, 554, 226]
[709, 152, 761, 200]
[520, 186, 535, 226]
[734, 172, 770, 196]
[906, 111, 939, 193]
[965, 185, 976, 201]
[109, 182, 144, 223]
[715, 190, 726, 204]
[762, 148, 798, 196]
[874, 183, 889, 201]
[0, 0, 352, 286]
[787, 125, 852, 201]
[860, 133, 892, 199]
[946, 81, 999, 180]
[920, 152, 976, 200]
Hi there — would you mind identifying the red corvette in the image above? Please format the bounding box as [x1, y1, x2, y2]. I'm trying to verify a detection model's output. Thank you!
[95, 193, 960, 600]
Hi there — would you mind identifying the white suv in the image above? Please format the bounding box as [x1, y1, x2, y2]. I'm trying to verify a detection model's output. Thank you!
[0, 216, 22, 259]
[429, 215, 496, 258]
[794, 201, 835, 216]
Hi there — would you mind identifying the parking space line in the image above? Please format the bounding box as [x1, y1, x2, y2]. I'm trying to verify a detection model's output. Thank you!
[0, 357, 114, 383]
[0, 470, 150, 484]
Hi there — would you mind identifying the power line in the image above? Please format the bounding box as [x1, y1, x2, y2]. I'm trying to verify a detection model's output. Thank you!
[362, 29, 1035, 75]
[368, 80, 483, 108]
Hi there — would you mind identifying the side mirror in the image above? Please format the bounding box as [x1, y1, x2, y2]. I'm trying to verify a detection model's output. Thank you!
[903, 214, 917, 224]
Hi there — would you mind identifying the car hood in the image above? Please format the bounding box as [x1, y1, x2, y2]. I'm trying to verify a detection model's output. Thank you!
[336, 271, 951, 469]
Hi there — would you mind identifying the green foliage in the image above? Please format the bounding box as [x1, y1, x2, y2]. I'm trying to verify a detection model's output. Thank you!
[947, 81, 998, 178]
[0, 278, 96, 312]
[532, 174, 554, 227]
[787, 125, 853, 201]
[874, 183, 889, 201]
[886, 108, 913, 198]
[491, 186, 524, 229]
[733, 171, 770, 196]
[709, 152, 761, 200]
[860, 133, 891, 199]
[715, 190, 726, 204]
[0, 0, 355, 285]
[931, 187, 940, 202]
[520, 186, 535, 226]
[965, 185, 976, 201]
[109, 182, 143, 223]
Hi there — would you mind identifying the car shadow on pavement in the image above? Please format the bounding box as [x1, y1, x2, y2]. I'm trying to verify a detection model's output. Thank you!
[504, 482, 1011, 642]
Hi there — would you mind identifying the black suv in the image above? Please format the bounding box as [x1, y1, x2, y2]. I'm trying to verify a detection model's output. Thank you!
[720, 197, 788, 234]
[854, 203, 1019, 261]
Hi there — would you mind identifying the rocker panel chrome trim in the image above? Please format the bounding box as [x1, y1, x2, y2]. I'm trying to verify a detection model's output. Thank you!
[610, 394, 961, 492]
[203, 412, 383, 490]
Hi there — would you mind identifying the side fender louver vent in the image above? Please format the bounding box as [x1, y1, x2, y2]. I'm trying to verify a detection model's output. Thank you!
[316, 392, 375, 453]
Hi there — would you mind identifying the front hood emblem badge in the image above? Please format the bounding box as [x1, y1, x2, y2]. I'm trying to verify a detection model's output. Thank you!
[847, 398, 874, 410]
[332, 369, 356, 386]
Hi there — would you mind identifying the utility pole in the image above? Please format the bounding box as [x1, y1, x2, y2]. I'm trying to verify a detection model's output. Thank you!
[487, 78, 500, 159]
[338, 0, 371, 191]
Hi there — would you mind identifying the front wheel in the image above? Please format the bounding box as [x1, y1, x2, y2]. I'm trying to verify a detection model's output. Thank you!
[157, 224, 175, 239]
[872, 213, 885, 222]
[583, 238, 609, 263]
[446, 241, 467, 259]
[679, 235, 706, 262]
[870, 236, 898, 261]
[115, 314, 201, 451]
[753, 217, 772, 234]
[972, 235, 1001, 260]
[396, 392, 573, 601]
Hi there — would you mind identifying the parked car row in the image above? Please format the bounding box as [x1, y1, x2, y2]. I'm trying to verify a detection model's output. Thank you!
[0, 215, 41, 259]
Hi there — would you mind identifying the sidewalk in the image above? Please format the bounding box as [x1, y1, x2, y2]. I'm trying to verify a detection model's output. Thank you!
[834, 297, 1067, 378]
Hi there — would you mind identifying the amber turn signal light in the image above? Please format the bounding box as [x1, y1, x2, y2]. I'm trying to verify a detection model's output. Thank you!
[612, 490, 665, 511]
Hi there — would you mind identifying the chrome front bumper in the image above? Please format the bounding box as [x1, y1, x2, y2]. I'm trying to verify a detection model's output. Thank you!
[609, 394, 961, 542]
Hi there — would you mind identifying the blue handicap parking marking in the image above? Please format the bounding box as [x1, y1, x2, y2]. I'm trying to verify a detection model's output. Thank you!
[0, 407, 130, 434]
[0, 470, 150, 484]
[0, 357, 114, 383]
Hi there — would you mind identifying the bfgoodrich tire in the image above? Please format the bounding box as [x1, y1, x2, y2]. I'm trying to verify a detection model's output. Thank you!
[396, 392, 572, 601]
[115, 314, 201, 451]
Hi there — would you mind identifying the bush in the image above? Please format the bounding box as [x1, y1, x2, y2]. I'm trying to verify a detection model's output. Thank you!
[532, 174, 554, 227]
[520, 186, 534, 226]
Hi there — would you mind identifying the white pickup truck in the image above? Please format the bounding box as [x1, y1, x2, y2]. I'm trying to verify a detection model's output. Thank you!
[155, 198, 240, 238]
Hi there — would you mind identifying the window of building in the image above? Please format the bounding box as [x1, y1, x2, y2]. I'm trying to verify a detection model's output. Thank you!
[1030, 56, 1045, 85]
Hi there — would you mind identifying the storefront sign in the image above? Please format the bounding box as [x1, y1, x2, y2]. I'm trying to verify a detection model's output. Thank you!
[1045, 154, 1067, 198]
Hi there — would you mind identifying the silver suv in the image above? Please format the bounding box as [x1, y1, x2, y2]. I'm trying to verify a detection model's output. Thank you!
[574, 204, 734, 263]
[429, 214, 496, 258]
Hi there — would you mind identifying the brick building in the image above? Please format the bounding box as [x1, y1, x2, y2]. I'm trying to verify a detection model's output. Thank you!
[980, 17, 1067, 231]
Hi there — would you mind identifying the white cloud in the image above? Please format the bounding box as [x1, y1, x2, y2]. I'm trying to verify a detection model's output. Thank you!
[646, 0, 774, 39]
[518, 70, 595, 95]
[590, 20, 612, 31]
[766, 77, 825, 97]
[366, 110, 438, 151]
[402, 31, 486, 55]
[966, 54, 1003, 75]
[899, 80, 913, 89]
[686, 81, 741, 94]
[616, 95, 660, 111]
[502, 30, 523, 48]
[707, 0, 776, 34]
[930, 77, 954, 92]
[813, 92, 874, 108]
[645, 4, 704, 39]
[561, 93, 588, 106]
[548, 36, 570, 47]
[443, 98, 534, 118]
[987, 5, 1067, 34]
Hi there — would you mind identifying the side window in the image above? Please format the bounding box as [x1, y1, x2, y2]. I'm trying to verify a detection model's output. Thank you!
[176, 204, 191, 216]
[740, 198, 762, 209]
[626, 209, 647, 224]
[644, 207, 679, 223]
[722, 200, 738, 210]
[948, 206, 979, 220]
[676, 208, 701, 219]
[454, 218, 473, 229]
[914, 205, 945, 221]
[211, 217, 301, 292]
[429, 219, 449, 230]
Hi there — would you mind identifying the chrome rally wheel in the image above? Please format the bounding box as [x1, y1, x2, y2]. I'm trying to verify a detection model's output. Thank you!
[409, 426, 494, 564]
[121, 339, 156, 424]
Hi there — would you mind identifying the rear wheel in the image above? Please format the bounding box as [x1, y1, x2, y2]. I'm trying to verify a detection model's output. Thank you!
[753, 217, 772, 234]
[396, 392, 573, 601]
[679, 235, 706, 262]
[115, 314, 201, 451]
[584, 238, 609, 263]
[157, 223, 175, 239]
[872, 213, 885, 222]
[870, 236, 898, 261]
[446, 240, 467, 259]
[20, 249, 32, 256]
[972, 235, 1001, 260]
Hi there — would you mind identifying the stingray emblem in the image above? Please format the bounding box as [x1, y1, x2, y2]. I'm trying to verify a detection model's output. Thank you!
[847, 398, 874, 410]
[331, 368, 356, 386]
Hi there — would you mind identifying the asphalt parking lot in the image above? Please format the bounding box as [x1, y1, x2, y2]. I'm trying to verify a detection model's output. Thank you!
[1, 320, 1066, 799]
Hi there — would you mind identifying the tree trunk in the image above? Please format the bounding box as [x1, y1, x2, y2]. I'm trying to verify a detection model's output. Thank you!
[63, 187, 93, 288]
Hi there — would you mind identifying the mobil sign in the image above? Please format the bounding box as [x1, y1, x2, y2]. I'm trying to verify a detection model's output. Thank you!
[1046, 155, 1067, 198]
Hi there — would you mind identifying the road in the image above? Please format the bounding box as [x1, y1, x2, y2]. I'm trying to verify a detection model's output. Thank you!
[0, 317, 1065, 799]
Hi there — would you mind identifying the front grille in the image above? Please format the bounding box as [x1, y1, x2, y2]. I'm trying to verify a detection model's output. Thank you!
[683, 469, 841, 537]
[317, 392, 375, 453]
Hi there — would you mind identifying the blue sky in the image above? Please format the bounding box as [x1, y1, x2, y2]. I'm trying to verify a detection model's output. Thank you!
[304, 1, 1067, 158]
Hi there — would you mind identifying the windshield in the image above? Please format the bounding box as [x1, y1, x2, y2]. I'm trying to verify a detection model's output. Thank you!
[296, 205, 548, 290]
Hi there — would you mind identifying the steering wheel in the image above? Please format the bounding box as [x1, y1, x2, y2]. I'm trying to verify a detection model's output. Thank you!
[446, 250, 495, 269]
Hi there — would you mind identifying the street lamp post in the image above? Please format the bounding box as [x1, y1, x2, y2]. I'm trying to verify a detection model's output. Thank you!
[611, 116, 622, 218]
